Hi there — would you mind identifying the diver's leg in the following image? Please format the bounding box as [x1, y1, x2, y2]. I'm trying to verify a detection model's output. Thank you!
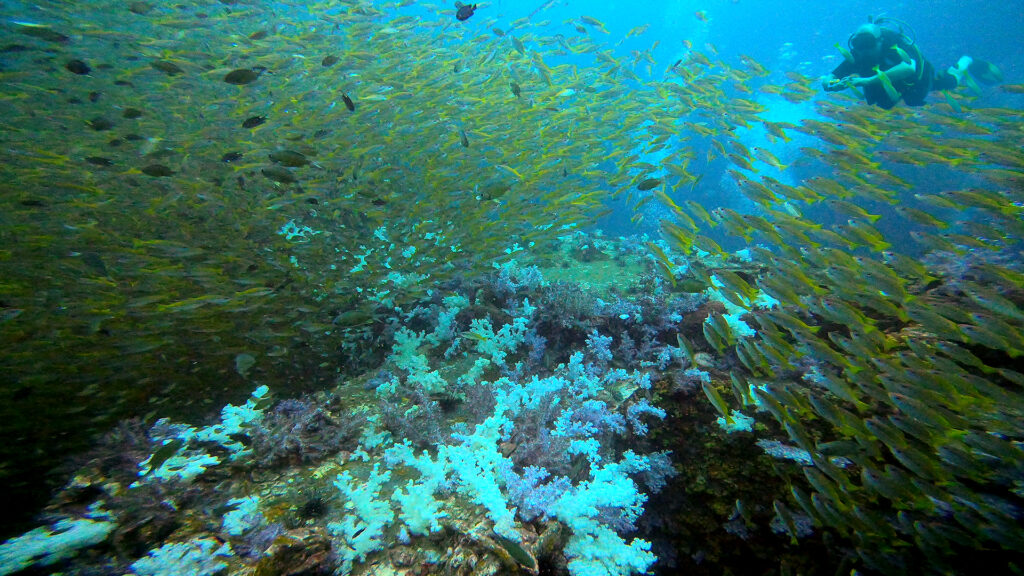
[946, 56, 984, 95]
[875, 94, 898, 110]
[901, 61, 932, 105]
[932, 71, 958, 91]
[946, 56, 1002, 91]
[968, 59, 1003, 84]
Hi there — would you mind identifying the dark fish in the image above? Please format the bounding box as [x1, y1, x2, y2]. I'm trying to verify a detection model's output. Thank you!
[247, 391, 273, 411]
[637, 178, 662, 191]
[495, 535, 535, 572]
[122, 108, 143, 119]
[248, 30, 269, 40]
[509, 82, 522, 98]
[88, 91, 101, 103]
[66, 59, 90, 75]
[333, 309, 375, 327]
[87, 117, 114, 131]
[141, 164, 174, 177]
[455, 2, 478, 21]
[211, 500, 243, 517]
[322, 55, 339, 67]
[16, 24, 69, 44]
[223, 66, 266, 85]
[144, 439, 185, 474]
[114, 79, 133, 87]
[221, 151, 243, 163]
[269, 150, 310, 167]
[341, 93, 355, 111]
[492, 27, 506, 37]
[19, 199, 46, 207]
[242, 115, 266, 128]
[479, 183, 511, 200]
[11, 385, 32, 400]
[80, 252, 109, 276]
[459, 129, 470, 148]
[2, 44, 30, 53]
[86, 156, 115, 166]
[262, 166, 296, 183]
[123, 133, 145, 141]
[151, 60, 184, 76]
[128, 1, 153, 14]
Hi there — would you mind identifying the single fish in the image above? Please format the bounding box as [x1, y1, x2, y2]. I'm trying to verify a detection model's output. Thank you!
[636, 178, 661, 191]
[143, 439, 185, 474]
[341, 93, 356, 111]
[141, 164, 174, 177]
[942, 90, 962, 113]
[891, 44, 913, 64]
[873, 66, 901, 103]
[151, 60, 184, 76]
[836, 42, 855, 65]
[223, 66, 266, 85]
[262, 166, 296, 183]
[242, 115, 266, 128]
[454, 2, 478, 21]
[66, 59, 90, 75]
[15, 22, 69, 44]
[128, 1, 153, 14]
[269, 150, 310, 167]
[87, 117, 114, 131]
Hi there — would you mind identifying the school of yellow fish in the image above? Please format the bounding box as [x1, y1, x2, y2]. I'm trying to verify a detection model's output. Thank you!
[1, 0, 1023, 570]
[654, 61, 1024, 573]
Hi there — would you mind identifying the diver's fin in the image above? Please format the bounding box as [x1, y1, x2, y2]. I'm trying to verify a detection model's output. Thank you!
[948, 56, 983, 96]
[968, 59, 1003, 85]
[947, 56, 969, 85]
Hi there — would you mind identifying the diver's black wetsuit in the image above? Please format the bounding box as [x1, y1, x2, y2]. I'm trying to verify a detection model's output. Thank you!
[831, 29, 958, 108]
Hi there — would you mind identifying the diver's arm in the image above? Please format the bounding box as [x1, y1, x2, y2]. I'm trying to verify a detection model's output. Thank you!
[850, 60, 917, 87]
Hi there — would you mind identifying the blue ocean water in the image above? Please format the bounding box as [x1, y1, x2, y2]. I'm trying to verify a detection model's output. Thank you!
[575, 0, 1024, 237]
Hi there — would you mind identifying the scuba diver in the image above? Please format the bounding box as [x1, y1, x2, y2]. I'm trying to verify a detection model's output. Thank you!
[821, 17, 1003, 109]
